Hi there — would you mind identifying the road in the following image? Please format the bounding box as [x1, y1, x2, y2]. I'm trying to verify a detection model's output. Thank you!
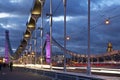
[13, 64, 120, 80]
[0, 67, 52, 80]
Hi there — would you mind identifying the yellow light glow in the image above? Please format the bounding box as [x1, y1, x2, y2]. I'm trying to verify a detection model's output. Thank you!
[0, 60, 2, 62]
[24, 34, 30, 38]
[105, 19, 110, 24]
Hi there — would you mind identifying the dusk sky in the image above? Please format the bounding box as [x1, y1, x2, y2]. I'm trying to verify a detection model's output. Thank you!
[0, 0, 120, 56]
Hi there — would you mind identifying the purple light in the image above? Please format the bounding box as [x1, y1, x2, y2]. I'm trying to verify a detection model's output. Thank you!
[46, 34, 51, 63]
[5, 30, 9, 63]
[46, 58, 50, 63]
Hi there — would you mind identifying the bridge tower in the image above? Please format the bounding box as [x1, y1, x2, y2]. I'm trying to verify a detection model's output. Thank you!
[107, 42, 113, 52]
[4, 30, 13, 63]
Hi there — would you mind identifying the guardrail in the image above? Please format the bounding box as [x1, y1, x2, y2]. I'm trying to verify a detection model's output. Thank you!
[15, 67, 103, 80]
[15, 67, 104, 80]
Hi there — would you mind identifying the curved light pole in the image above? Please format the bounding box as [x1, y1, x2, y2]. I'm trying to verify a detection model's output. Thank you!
[87, 0, 91, 75]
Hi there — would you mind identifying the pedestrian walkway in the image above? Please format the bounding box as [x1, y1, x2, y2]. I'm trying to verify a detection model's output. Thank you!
[0, 67, 52, 80]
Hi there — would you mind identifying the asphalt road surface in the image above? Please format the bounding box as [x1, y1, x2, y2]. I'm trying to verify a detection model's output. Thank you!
[0, 67, 52, 80]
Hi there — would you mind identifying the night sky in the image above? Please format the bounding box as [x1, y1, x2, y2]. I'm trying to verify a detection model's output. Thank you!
[0, 0, 120, 56]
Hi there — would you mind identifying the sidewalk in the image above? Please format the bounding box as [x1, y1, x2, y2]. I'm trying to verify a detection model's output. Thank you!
[0, 67, 52, 80]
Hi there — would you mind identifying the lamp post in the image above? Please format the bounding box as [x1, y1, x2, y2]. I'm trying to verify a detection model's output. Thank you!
[63, 0, 67, 72]
[29, 35, 32, 64]
[87, 0, 91, 75]
[39, 0, 44, 69]
[39, 27, 43, 68]
[66, 35, 70, 65]
[49, 0, 53, 70]
[34, 29, 37, 64]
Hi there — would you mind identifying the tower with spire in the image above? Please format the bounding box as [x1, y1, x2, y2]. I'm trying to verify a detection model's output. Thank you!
[107, 42, 113, 52]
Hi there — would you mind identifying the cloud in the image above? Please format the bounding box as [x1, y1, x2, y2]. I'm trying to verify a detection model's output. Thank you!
[0, 0, 33, 15]
[0, 0, 120, 56]
[9, 0, 22, 3]
[0, 23, 17, 29]
[0, 13, 18, 18]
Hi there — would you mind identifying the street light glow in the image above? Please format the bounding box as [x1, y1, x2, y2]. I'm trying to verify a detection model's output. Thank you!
[66, 36, 70, 40]
[105, 19, 110, 25]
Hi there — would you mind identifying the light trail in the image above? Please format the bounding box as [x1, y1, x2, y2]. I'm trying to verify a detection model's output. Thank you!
[14, 64, 120, 74]
[91, 69, 120, 74]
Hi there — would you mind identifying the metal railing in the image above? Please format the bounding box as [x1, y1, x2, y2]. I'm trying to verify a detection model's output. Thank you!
[15, 67, 103, 80]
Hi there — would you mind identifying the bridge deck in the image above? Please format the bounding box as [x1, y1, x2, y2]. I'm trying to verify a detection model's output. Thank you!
[0, 67, 52, 80]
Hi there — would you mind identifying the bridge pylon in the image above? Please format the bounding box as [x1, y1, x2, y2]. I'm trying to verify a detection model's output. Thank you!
[4, 30, 13, 63]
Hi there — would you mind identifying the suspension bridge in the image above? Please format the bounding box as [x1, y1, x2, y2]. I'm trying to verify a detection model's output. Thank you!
[0, 0, 120, 80]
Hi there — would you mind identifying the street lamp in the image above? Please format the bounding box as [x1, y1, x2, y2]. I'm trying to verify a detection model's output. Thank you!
[38, 27, 43, 68]
[63, 0, 67, 72]
[87, 0, 91, 75]
[49, 0, 53, 70]
[66, 36, 70, 40]
[105, 19, 110, 25]
[38, 0, 45, 69]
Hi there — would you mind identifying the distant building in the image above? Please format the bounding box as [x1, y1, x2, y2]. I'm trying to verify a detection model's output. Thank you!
[52, 54, 64, 63]
[107, 42, 113, 52]
[0, 57, 4, 63]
